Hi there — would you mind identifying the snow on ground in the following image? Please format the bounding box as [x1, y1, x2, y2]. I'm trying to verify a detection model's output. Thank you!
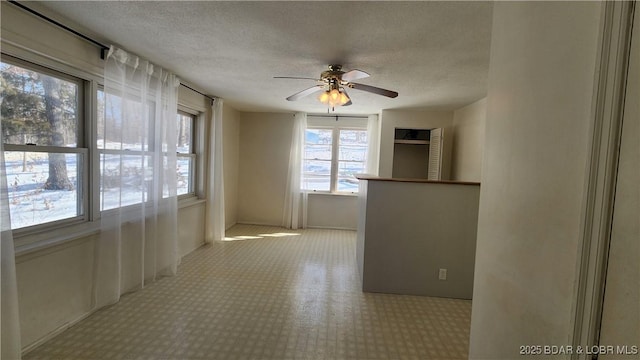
[5, 149, 189, 230]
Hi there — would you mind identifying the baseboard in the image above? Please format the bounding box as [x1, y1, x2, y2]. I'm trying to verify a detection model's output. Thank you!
[306, 225, 357, 231]
[235, 221, 284, 227]
[234, 222, 356, 231]
[22, 309, 96, 356]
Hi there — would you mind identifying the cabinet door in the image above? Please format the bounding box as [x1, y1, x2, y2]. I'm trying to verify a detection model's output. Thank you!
[428, 128, 443, 180]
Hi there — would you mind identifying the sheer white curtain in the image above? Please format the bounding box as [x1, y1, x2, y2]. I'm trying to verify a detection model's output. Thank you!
[283, 112, 307, 229]
[205, 99, 225, 242]
[366, 114, 380, 175]
[96, 46, 180, 307]
[1, 121, 21, 359]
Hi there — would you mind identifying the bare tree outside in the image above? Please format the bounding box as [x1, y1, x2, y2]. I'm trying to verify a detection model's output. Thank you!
[42, 75, 74, 190]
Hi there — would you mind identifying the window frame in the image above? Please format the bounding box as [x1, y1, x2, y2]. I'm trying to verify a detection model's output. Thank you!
[1, 55, 90, 234]
[176, 110, 197, 198]
[303, 116, 368, 195]
[336, 127, 368, 193]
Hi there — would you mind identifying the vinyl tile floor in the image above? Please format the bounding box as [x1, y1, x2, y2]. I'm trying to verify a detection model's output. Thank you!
[24, 224, 472, 360]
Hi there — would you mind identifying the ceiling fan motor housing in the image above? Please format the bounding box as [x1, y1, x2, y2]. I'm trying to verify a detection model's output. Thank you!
[321, 64, 346, 85]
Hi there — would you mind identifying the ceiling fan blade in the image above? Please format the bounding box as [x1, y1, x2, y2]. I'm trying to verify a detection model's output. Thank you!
[342, 88, 352, 106]
[286, 85, 325, 101]
[274, 76, 321, 81]
[349, 82, 398, 98]
[341, 69, 369, 82]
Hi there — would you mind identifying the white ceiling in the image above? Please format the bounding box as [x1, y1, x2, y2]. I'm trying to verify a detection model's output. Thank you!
[37, 1, 493, 115]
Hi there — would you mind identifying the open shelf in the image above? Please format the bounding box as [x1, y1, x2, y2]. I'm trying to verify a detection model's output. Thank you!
[394, 139, 430, 145]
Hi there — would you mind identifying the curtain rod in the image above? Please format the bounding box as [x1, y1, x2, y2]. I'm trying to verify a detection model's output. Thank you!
[309, 114, 370, 119]
[7, 0, 216, 103]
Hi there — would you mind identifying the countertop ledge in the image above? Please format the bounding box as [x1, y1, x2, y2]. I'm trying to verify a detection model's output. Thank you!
[355, 175, 480, 186]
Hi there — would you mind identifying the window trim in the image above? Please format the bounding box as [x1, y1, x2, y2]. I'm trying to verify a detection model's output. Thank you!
[176, 110, 197, 198]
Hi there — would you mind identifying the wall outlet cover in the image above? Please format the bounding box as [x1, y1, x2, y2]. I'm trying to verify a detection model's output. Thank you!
[439, 268, 447, 280]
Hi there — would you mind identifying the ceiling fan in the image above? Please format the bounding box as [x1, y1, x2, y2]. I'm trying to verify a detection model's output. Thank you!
[275, 64, 398, 109]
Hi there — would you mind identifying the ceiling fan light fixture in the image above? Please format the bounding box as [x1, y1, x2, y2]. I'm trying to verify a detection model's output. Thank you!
[339, 91, 350, 105]
[319, 91, 330, 104]
[318, 87, 350, 108]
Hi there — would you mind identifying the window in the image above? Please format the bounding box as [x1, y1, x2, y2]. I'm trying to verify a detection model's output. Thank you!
[176, 112, 195, 196]
[97, 91, 198, 209]
[97, 89, 154, 210]
[2, 53, 202, 239]
[1, 57, 86, 230]
[337, 129, 367, 191]
[303, 119, 368, 193]
[303, 128, 333, 191]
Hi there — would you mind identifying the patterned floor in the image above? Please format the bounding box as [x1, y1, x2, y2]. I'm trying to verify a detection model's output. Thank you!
[24, 224, 471, 360]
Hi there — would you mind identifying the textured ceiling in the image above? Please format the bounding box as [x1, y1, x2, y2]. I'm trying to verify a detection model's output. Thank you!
[37, 1, 493, 114]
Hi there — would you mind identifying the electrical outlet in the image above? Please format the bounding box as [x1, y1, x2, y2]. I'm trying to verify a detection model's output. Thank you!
[438, 268, 447, 280]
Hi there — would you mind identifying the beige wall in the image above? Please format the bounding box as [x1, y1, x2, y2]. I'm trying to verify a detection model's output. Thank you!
[306, 193, 357, 230]
[237, 112, 361, 230]
[379, 109, 453, 178]
[599, 3, 639, 354]
[223, 105, 241, 229]
[237, 112, 293, 226]
[358, 180, 479, 299]
[2, 3, 210, 351]
[452, 98, 486, 182]
[16, 237, 96, 349]
[16, 206, 206, 351]
[469, 2, 602, 359]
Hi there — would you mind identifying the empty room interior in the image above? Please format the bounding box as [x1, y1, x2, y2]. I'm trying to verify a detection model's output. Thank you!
[1, 1, 638, 360]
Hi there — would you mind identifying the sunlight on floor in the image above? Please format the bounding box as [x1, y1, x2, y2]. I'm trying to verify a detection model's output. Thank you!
[223, 231, 301, 241]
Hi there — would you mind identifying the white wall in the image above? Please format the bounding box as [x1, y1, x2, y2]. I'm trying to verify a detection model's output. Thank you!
[379, 109, 453, 178]
[452, 98, 486, 182]
[469, 2, 602, 359]
[599, 3, 639, 354]
[223, 104, 240, 229]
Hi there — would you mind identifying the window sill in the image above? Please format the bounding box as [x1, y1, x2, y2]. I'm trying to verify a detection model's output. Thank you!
[14, 197, 205, 258]
[305, 191, 358, 197]
[14, 220, 100, 259]
[178, 196, 206, 209]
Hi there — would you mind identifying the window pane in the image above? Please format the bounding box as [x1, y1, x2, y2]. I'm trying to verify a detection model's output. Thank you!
[97, 89, 152, 151]
[176, 156, 192, 196]
[5, 151, 82, 229]
[338, 161, 366, 192]
[100, 153, 151, 210]
[1, 62, 78, 147]
[304, 144, 332, 161]
[303, 128, 333, 191]
[339, 129, 367, 145]
[339, 130, 367, 161]
[176, 113, 193, 153]
[337, 176, 361, 192]
[305, 129, 332, 145]
[339, 145, 367, 162]
[303, 159, 331, 191]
